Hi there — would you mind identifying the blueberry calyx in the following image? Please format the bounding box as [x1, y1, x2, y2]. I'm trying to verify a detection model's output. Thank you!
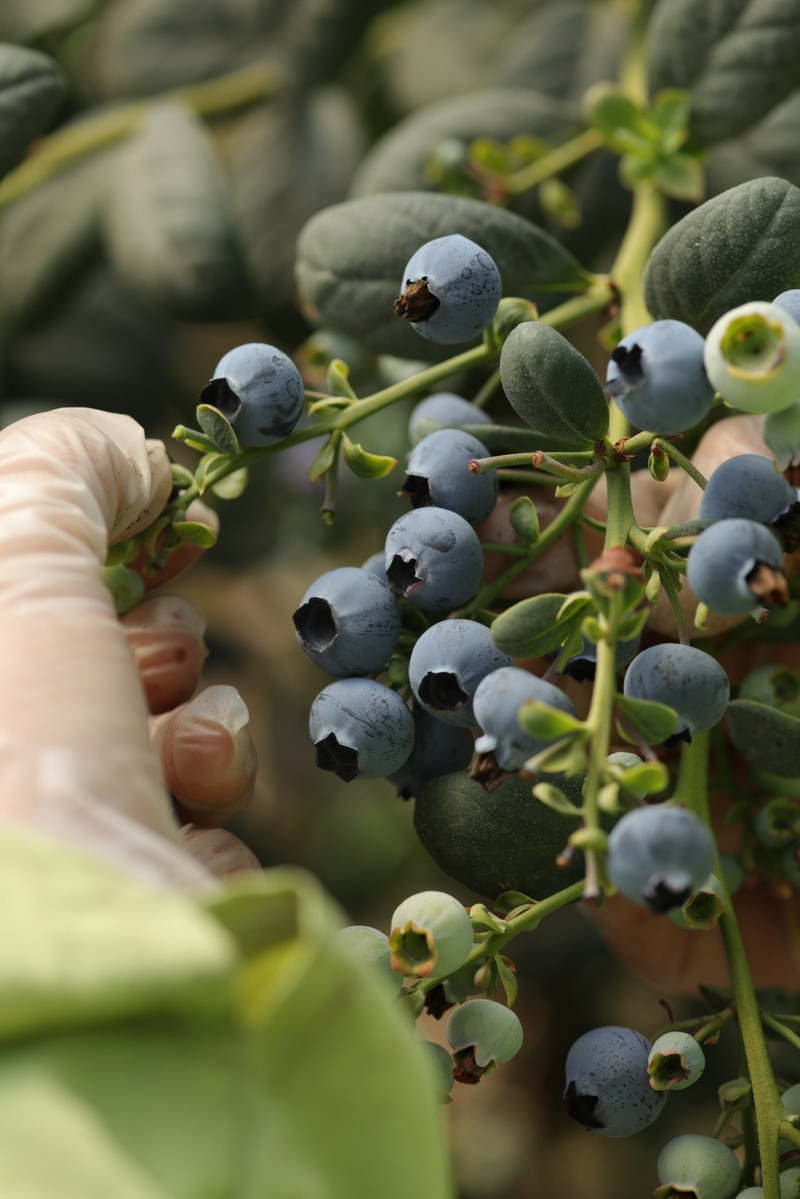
[292, 597, 336, 651]
[606, 342, 645, 397]
[199, 376, 242, 422]
[564, 1081, 604, 1130]
[386, 551, 424, 596]
[395, 277, 440, 324]
[643, 874, 695, 914]
[452, 1047, 484, 1086]
[314, 732, 360, 782]
[418, 670, 469, 712]
[398, 473, 432, 506]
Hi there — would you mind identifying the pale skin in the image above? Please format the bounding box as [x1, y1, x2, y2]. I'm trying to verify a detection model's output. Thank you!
[0, 407, 259, 891]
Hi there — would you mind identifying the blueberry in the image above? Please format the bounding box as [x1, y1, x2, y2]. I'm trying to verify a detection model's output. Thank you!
[409, 392, 493, 445]
[558, 631, 641, 684]
[773, 288, 800, 324]
[308, 677, 414, 781]
[389, 889, 474, 979]
[472, 665, 577, 771]
[704, 301, 800, 414]
[564, 1025, 667, 1137]
[622, 643, 730, 741]
[394, 234, 502, 344]
[400, 427, 498, 526]
[389, 706, 474, 799]
[201, 342, 305, 446]
[606, 804, 716, 913]
[293, 566, 401, 677]
[335, 925, 402, 992]
[445, 998, 524, 1080]
[408, 619, 513, 727]
[656, 1134, 740, 1199]
[384, 506, 484, 612]
[686, 517, 787, 616]
[699, 453, 798, 525]
[647, 1031, 706, 1091]
[605, 319, 715, 434]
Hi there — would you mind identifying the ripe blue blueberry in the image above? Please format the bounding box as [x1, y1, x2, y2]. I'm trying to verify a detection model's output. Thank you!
[201, 342, 305, 446]
[647, 1031, 706, 1091]
[655, 1134, 740, 1199]
[472, 665, 577, 771]
[686, 517, 787, 616]
[704, 301, 800, 414]
[558, 631, 641, 683]
[408, 618, 513, 727]
[389, 706, 474, 799]
[309, 677, 414, 781]
[445, 998, 524, 1082]
[401, 427, 498, 526]
[773, 288, 800, 324]
[606, 804, 716, 913]
[293, 566, 401, 677]
[395, 234, 502, 344]
[384, 506, 484, 612]
[605, 319, 715, 434]
[564, 1025, 667, 1137]
[409, 392, 493, 445]
[699, 453, 798, 525]
[623, 643, 730, 741]
[389, 889, 474, 979]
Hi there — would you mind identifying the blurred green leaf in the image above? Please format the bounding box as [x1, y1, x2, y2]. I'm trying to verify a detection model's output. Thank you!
[173, 520, 218, 549]
[646, 0, 800, 145]
[644, 176, 800, 333]
[518, 700, 585, 740]
[615, 694, 678, 746]
[211, 466, 249, 500]
[308, 437, 337, 483]
[0, 43, 66, 180]
[725, 698, 800, 775]
[103, 99, 249, 320]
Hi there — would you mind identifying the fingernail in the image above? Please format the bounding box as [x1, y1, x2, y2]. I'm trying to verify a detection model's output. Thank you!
[169, 685, 255, 792]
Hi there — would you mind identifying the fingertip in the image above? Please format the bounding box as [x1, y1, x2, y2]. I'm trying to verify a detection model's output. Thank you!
[122, 595, 208, 714]
[180, 824, 262, 878]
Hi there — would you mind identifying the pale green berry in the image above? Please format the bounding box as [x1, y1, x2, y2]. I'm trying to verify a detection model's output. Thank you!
[389, 890, 474, 979]
[781, 1167, 800, 1199]
[656, 1134, 740, 1199]
[764, 397, 800, 469]
[421, 1040, 455, 1097]
[647, 1030, 706, 1090]
[704, 301, 800, 414]
[336, 925, 402, 992]
[445, 998, 523, 1071]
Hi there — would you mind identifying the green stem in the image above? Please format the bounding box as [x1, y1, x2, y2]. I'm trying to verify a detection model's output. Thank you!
[505, 128, 605, 195]
[0, 58, 284, 211]
[603, 456, 635, 550]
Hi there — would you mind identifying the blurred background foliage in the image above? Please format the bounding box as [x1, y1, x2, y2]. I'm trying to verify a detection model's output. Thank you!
[2, 1, 798, 1194]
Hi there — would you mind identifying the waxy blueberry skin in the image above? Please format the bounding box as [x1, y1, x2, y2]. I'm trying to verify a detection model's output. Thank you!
[309, 677, 414, 781]
[472, 665, 576, 770]
[564, 1025, 667, 1137]
[402, 427, 498, 525]
[395, 234, 502, 344]
[408, 619, 513, 727]
[384, 506, 484, 612]
[622, 643, 730, 738]
[686, 517, 785, 616]
[606, 804, 716, 914]
[201, 342, 305, 446]
[293, 566, 401, 677]
[605, 319, 714, 434]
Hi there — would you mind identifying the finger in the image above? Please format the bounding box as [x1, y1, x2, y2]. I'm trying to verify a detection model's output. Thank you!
[180, 824, 262, 878]
[150, 685, 257, 827]
[121, 594, 208, 715]
[0, 408, 209, 888]
[138, 499, 221, 593]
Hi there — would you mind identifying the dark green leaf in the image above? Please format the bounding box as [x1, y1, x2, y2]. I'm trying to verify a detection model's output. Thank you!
[499, 321, 609, 445]
[646, 0, 800, 145]
[615, 694, 678, 745]
[491, 592, 580, 658]
[0, 43, 66, 181]
[103, 100, 248, 320]
[725, 698, 800, 775]
[295, 191, 591, 360]
[643, 177, 800, 334]
[0, 0, 101, 43]
[196, 404, 240, 456]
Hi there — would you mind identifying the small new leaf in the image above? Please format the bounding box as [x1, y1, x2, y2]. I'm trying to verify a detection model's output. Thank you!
[194, 452, 228, 495]
[532, 782, 582, 817]
[614, 760, 670, 799]
[495, 955, 518, 1008]
[170, 462, 196, 489]
[211, 466, 249, 500]
[327, 358, 357, 400]
[341, 433, 397, 479]
[519, 697, 586, 740]
[508, 495, 539, 545]
[308, 437, 338, 483]
[196, 404, 240, 456]
[173, 521, 218, 549]
[615, 694, 678, 746]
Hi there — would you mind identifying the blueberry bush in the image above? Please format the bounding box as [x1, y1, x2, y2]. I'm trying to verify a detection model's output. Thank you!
[3, 0, 800, 1196]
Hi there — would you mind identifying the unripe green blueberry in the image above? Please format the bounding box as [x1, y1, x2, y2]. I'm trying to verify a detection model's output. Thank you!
[421, 1040, 456, 1098]
[764, 398, 800, 469]
[667, 873, 725, 930]
[336, 925, 402, 992]
[704, 302, 800, 414]
[389, 890, 474, 979]
[780, 1167, 800, 1199]
[647, 1031, 706, 1091]
[754, 798, 800, 848]
[735, 1188, 764, 1198]
[445, 998, 523, 1078]
[655, 1134, 740, 1199]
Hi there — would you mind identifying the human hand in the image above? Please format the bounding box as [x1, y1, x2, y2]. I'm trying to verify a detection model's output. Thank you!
[0, 406, 260, 890]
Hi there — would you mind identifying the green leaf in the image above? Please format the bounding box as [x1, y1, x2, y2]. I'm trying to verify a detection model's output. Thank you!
[169, 462, 195, 490]
[643, 177, 800, 334]
[725, 698, 800, 775]
[527, 738, 588, 776]
[295, 190, 591, 360]
[194, 451, 227, 495]
[583, 83, 643, 150]
[490, 592, 579, 658]
[173, 521, 218, 549]
[651, 154, 705, 203]
[102, 563, 145, 614]
[646, 0, 800, 145]
[0, 43, 66, 181]
[211, 466, 249, 500]
[499, 321, 609, 445]
[518, 700, 585, 740]
[495, 955, 518, 1007]
[612, 760, 670, 798]
[341, 434, 397, 479]
[326, 357, 357, 400]
[196, 404, 240, 456]
[615, 694, 678, 746]
[103, 99, 248, 321]
[508, 495, 539, 545]
[531, 782, 582, 817]
[308, 437, 337, 483]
